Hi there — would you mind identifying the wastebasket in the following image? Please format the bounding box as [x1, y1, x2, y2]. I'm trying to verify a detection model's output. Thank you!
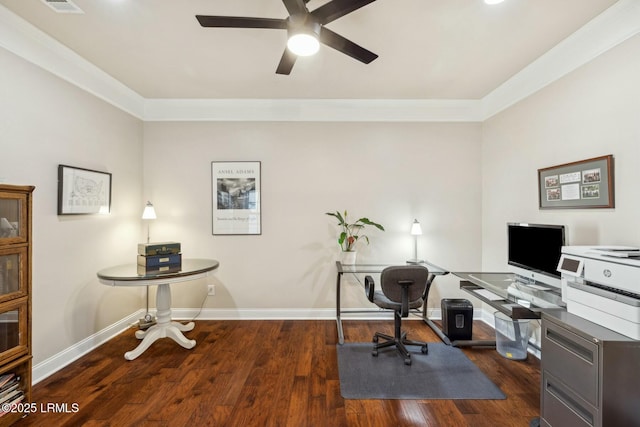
[494, 311, 529, 360]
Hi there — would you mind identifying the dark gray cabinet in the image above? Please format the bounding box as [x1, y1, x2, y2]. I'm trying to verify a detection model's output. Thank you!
[540, 312, 640, 427]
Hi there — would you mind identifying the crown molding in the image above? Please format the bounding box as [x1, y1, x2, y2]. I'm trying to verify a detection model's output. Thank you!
[143, 98, 482, 122]
[0, 5, 145, 119]
[1, 1, 639, 123]
[481, 0, 640, 120]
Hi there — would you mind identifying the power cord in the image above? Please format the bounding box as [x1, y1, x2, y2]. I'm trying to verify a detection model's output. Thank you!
[186, 286, 210, 323]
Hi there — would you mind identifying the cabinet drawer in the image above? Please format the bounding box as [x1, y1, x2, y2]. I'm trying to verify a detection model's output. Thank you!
[542, 320, 598, 406]
[542, 372, 597, 427]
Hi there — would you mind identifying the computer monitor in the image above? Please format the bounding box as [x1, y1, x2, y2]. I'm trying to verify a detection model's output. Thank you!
[507, 222, 566, 288]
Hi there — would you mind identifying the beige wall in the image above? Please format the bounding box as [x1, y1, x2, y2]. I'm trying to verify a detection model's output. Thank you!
[481, 33, 640, 272]
[3, 30, 640, 370]
[1, 42, 483, 366]
[142, 121, 483, 312]
[0, 47, 145, 364]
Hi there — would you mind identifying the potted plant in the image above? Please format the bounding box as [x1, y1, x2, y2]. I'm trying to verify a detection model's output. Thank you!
[326, 210, 385, 264]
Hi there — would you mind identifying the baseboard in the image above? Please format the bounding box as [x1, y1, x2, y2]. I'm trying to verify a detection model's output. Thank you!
[34, 306, 527, 385]
[32, 309, 144, 384]
[176, 307, 491, 321]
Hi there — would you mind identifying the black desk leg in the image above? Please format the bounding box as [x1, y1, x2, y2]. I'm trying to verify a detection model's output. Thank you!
[336, 272, 344, 345]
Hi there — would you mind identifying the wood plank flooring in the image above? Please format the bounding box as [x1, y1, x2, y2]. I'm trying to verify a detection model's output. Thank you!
[15, 319, 540, 426]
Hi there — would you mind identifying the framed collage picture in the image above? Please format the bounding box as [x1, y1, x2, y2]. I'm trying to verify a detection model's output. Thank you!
[538, 155, 614, 209]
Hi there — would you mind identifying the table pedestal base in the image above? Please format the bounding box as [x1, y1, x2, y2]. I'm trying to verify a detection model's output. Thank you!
[124, 283, 196, 360]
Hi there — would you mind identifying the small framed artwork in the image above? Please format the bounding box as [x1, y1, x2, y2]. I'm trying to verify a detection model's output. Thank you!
[57, 165, 112, 215]
[538, 155, 614, 209]
[211, 161, 261, 235]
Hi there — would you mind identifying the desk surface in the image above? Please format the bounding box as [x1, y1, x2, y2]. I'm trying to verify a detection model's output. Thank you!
[453, 272, 516, 299]
[453, 271, 564, 319]
[337, 261, 449, 276]
[97, 258, 219, 285]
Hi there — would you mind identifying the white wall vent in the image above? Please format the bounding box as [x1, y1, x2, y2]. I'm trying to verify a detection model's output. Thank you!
[41, 0, 84, 14]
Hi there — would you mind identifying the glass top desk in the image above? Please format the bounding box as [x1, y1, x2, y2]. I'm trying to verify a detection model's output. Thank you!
[454, 272, 564, 318]
[335, 260, 449, 344]
[447, 271, 565, 347]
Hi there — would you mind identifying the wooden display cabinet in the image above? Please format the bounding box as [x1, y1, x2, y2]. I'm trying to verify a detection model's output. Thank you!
[0, 184, 33, 426]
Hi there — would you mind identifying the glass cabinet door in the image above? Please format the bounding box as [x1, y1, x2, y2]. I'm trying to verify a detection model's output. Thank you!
[0, 297, 28, 364]
[0, 192, 28, 244]
[0, 247, 27, 303]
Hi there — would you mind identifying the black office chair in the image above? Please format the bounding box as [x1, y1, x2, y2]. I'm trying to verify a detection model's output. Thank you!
[365, 265, 429, 365]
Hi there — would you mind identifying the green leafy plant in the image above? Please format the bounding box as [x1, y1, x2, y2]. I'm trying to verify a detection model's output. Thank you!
[326, 210, 385, 252]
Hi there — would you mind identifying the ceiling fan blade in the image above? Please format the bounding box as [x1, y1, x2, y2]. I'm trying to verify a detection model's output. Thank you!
[196, 15, 287, 30]
[319, 27, 378, 64]
[282, 0, 308, 16]
[276, 48, 298, 75]
[311, 0, 377, 25]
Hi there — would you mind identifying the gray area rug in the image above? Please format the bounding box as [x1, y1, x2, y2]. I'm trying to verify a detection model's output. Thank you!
[336, 342, 506, 400]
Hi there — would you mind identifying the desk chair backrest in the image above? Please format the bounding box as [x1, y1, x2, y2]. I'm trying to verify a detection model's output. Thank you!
[380, 265, 429, 316]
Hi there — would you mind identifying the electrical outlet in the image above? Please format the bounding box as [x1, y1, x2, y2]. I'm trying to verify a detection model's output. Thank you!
[207, 284, 215, 296]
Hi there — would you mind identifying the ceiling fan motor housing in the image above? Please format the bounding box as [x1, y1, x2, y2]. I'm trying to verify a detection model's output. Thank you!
[287, 15, 321, 40]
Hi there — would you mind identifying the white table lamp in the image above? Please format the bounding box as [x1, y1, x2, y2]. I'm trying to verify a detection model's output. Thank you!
[142, 201, 157, 244]
[408, 219, 424, 264]
[141, 201, 158, 329]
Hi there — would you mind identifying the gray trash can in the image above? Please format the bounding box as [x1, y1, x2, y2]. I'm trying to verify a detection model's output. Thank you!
[494, 311, 529, 360]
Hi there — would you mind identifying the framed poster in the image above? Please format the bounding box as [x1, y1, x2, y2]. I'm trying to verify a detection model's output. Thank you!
[538, 155, 614, 209]
[57, 165, 112, 215]
[211, 161, 261, 235]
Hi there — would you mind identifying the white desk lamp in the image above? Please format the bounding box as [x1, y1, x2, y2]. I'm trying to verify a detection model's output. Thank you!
[140, 201, 157, 329]
[142, 201, 157, 243]
[407, 219, 424, 264]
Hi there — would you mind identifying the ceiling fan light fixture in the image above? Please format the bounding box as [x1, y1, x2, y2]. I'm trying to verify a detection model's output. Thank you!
[287, 33, 320, 56]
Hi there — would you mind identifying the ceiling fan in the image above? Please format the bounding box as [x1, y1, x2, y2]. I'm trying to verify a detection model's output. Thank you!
[196, 0, 379, 75]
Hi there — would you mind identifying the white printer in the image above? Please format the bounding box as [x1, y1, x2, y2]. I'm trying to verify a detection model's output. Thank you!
[557, 245, 640, 339]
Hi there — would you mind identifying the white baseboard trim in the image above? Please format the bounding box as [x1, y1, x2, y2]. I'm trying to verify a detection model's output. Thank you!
[175, 307, 491, 321]
[35, 306, 539, 385]
[32, 309, 145, 385]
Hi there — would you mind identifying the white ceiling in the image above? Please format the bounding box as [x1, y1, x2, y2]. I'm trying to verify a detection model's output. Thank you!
[0, 0, 620, 100]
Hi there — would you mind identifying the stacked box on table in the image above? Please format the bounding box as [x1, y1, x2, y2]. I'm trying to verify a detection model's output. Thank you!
[137, 242, 182, 274]
[137, 253, 181, 267]
[137, 241, 181, 256]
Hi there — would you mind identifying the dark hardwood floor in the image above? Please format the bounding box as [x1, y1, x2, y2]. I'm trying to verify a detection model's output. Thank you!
[15, 319, 540, 426]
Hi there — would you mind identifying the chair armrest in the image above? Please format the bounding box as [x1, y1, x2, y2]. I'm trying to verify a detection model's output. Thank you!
[364, 275, 375, 302]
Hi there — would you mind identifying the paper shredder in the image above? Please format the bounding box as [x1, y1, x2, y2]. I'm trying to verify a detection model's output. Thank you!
[441, 298, 473, 341]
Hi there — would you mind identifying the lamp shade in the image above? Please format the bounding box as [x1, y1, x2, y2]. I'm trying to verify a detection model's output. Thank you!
[142, 201, 157, 220]
[410, 219, 422, 236]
